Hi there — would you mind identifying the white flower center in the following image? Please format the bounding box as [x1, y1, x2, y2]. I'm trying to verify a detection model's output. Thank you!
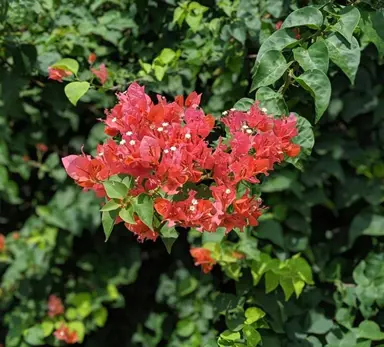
[242, 124, 249, 129]
[222, 111, 228, 116]
[192, 199, 198, 205]
[185, 133, 191, 139]
[162, 122, 169, 127]
[126, 131, 133, 136]
[120, 139, 126, 145]
[246, 129, 253, 134]
[261, 107, 268, 113]
[129, 140, 136, 145]
[112, 117, 117, 123]
[99, 152, 104, 156]
[225, 189, 231, 194]
[189, 206, 196, 211]
[164, 149, 169, 154]
[157, 127, 163, 132]
[170, 146, 177, 151]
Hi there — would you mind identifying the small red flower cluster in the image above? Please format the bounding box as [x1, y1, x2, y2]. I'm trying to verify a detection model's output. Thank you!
[190, 247, 216, 273]
[0, 234, 5, 252]
[47, 294, 65, 317]
[48, 53, 108, 84]
[54, 324, 78, 344]
[62, 83, 300, 242]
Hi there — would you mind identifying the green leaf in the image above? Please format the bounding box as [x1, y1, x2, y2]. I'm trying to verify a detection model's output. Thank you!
[160, 223, 179, 254]
[51, 58, 79, 74]
[334, 6, 361, 43]
[265, 271, 280, 294]
[325, 33, 361, 84]
[281, 7, 323, 29]
[243, 326, 261, 346]
[349, 212, 384, 246]
[158, 48, 176, 65]
[178, 276, 198, 296]
[255, 87, 288, 116]
[67, 321, 85, 343]
[233, 98, 254, 111]
[293, 39, 329, 73]
[186, 13, 203, 32]
[307, 311, 333, 334]
[225, 307, 245, 332]
[285, 114, 314, 169]
[251, 50, 291, 91]
[176, 320, 195, 337]
[358, 321, 384, 341]
[291, 257, 314, 284]
[280, 277, 295, 301]
[359, 10, 384, 60]
[64, 81, 90, 106]
[292, 278, 305, 297]
[244, 307, 265, 325]
[94, 307, 108, 327]
[70, 293, 92, 318]
[154, 64, 166, 81]
[256, 28, 297, 63]
[102, 210, 117, 241]
[133, 194, 154, 230]
[119, 205, 136, 224]
[220, 330, 241, 341]
[295, 69, 331, 122]
[23, 326, 44, 345]
[255, 220, 285, 249]
[102, 180, 128, 199]
[100, 199, 120, 212]
[41, 321, 54, 337]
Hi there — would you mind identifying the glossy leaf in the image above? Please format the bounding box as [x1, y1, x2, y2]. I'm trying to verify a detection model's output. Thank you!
[102, 210, 117, 241]
[133, 194, 154, 230]
[293, 38, 329, 73]
[325, 33, 361, 84]
[251, 50, 291, 91]
[255, 87, 288, 116]
[334, 6, 361, 43]
[296, 69, 331, 122]
[281, 7, 323, 29]
[359, 10, 384, 59]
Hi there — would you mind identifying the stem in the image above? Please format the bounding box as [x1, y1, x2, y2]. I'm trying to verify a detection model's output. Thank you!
[279, 70, 292, 95]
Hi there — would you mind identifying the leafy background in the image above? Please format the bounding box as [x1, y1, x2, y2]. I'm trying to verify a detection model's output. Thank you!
[1, 0, 384, 346]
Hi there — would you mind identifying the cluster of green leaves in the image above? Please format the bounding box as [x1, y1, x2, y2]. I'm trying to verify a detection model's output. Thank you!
[1, 0, 384, 346]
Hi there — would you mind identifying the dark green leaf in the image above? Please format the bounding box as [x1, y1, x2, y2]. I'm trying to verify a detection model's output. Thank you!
[293, 38, 329, 73]
[160, 223, 179, 254]
[233, 98, 254, 111]
[325, 33, 361, 84]
[281, 7, 323, 29]
[251, 50, 291, 91]
[102, 210, 117, 241]
[349, 212, 384, 246]
[334, 6, 361, 43]
[359, 10, 384, 59]
[255, 87, 288, 116]
[296, 69, 331, 122]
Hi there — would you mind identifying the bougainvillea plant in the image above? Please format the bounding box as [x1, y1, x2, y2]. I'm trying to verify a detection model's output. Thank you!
[60, 81, 301, 270]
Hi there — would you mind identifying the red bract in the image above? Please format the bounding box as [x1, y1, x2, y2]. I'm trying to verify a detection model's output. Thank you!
[54, 324, 78, 344]
[62, 83, 300, 242]
[91, 64, 108, 84]
[0, 234, 5, 252]
[47, 295, 64, 317]
[88, 52, 96, 64]
[48, 67, 72, 82]
[36, 143, 48, 152]
[190, 247, 216, 273]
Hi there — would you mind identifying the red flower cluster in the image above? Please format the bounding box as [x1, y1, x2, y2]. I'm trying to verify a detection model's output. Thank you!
[47, 295, 64, 317]
[54, 324, 78, 344]
[190, 247, 216, 273]
[48, 67, 72, 82]
[91, 63, 108, 85]
[0, 234, 5, 252]
[62, 83, 300, 242]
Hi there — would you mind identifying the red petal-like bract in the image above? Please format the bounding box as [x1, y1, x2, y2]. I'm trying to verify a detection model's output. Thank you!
[62, 83, 300, 243]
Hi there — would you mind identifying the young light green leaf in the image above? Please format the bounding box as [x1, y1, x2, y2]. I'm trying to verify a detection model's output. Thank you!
[359, 10, 384, 60]
[251, 50, 291, 91]
[153, 64, 166, 81]
[64, 81, 90, 106]
[102, 210, 117, 241]
[102, 180, 128, 199]
[293, 38, 329, 73]
[295, 69, 331, 122]
[285, 114, 315, 170]
[244, 307, 265, 325]
[119, 205, 136, 224]
[280, 277, 295, 301]
[133, 194, 154, 230]
[292, 278, 305, 297]
[233, 98, 254, 111]
[51, 58, 79, 74]
[67, 321, 85, 343]
[256, 87, 289, 116]
[100, 199, 120, 212]
[158, 48, 176, 65]
[243, 326, 261, 346]
[334, 6, 361, 43]
[256, 29, 297, 63]
[281, 7, 323, 30]
[325, 33, 361, 84]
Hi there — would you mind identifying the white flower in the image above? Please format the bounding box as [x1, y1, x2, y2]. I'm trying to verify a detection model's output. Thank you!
[185, 133, 191, 139]
[170, 146, 177, 151]
[225, 189, 231, 194]
[242, 124, 249, 129]
[99, 152, 104, 156]
[246, 129, 253, 134]
[164, 149, 169, 154]
[157, 127, 164, 132]
[261, 107, 268, 113]
[120, 139, 126, 145]
[230, 108, 236, 111]
[112, 117, 117, 123]
[162, 122, 169, 127]
[192, 199, 198, 205]
[189, 206, 196, 211]
[129, 140, 136, 145]
[126, 131, 133, 136]
[222, 111, 228, 116]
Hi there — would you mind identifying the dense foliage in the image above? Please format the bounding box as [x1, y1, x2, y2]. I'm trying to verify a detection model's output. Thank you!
[1, 0, 384, 346]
